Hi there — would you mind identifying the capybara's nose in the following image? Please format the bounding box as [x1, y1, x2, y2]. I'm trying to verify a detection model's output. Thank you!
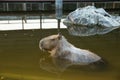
[39, 40, 44, 50]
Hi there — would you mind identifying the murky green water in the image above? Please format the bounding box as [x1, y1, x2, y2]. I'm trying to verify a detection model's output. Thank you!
[0, 29, 120, 80]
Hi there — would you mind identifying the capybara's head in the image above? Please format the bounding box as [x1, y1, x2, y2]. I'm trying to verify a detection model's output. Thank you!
[39, 34, 62, 51]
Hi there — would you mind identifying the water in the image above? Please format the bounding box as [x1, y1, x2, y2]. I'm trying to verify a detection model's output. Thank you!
[0, 29, 120, 80]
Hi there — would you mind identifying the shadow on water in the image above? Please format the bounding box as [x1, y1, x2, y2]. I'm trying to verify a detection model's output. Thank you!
[0, 29, 120, 80]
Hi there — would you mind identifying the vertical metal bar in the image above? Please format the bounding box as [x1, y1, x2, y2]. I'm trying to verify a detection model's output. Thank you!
[22, 3, 27, 23]
[22, 3, 26, 29]
[58, 19, 61, 32]
[92, 2, 95, 6]
[6, 3, 10, 24]
[38, 3, 42, 29]
[6, 3, 9, 11]
[55, 0, 63, 33]
[104, 2, 107, 9]
[23, 3, 27, 11]
[55, 0, 63, 19]
[77, 2, 80, 8]
[22, 18, 24, 30]
[40, 15, 42, 29]
[113, 2, 115, 9]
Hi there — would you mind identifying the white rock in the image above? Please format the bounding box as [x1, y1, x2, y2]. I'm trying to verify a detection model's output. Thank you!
[63, 6, 120, 36]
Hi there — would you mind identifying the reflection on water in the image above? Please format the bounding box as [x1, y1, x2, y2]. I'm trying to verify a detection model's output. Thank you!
[39, 56, 71, 73]
[39, 55, 108, 74]
[0, 29, 120, 80]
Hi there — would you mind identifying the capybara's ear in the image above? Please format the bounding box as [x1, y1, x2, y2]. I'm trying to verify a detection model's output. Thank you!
[58, 33, 62, 40]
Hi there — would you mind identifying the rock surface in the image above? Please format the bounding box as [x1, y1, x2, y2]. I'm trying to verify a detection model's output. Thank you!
[63, 6, 120, 36]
